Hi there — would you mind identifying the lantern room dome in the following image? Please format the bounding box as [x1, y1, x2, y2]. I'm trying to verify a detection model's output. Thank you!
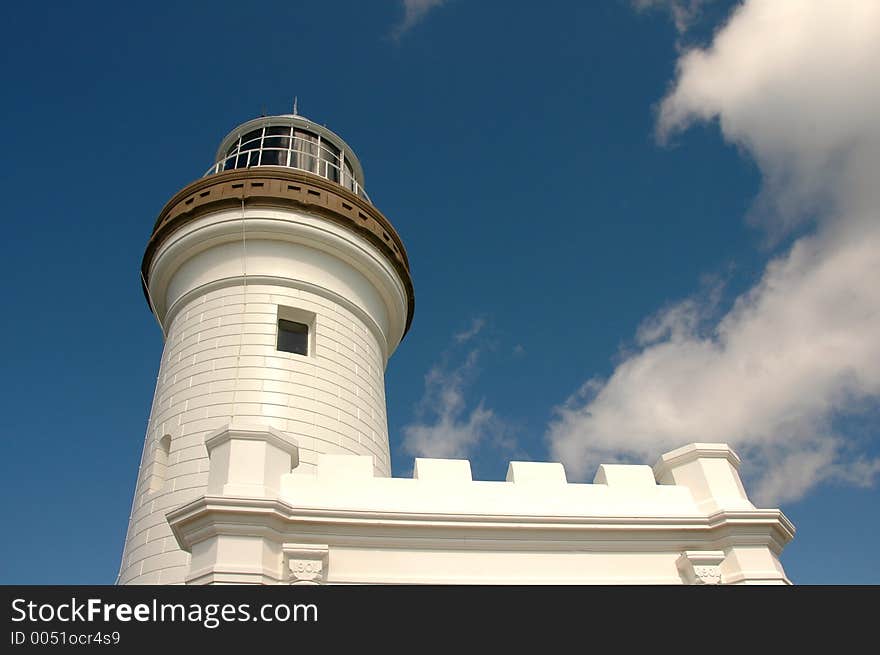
[206, 114, 369, 201]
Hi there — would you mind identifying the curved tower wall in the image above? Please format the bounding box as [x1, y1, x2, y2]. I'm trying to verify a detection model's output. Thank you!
[118, 117, 413, 585]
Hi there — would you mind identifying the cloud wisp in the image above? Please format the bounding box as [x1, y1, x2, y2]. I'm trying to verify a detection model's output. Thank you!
[547, 0, 880, 506]
[391, 0, 448, 40]
[454, 316, 486, 343]
[402, 319, 505, 460]
[633, 0, 717, 35]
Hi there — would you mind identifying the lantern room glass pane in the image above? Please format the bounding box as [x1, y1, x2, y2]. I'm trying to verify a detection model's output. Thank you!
[263, 125, 289, 150]
[260, 149, 282, 165]
[240, 129, 263, 148]
[294, 130, 319, 173]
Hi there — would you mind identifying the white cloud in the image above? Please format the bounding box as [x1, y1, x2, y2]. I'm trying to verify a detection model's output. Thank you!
[547, 0, 880, 506]
[402, 347, 499, 459]
[402, 318, 516, 460]
[392, 0, 448, 39]
[454, 317, 486, 343]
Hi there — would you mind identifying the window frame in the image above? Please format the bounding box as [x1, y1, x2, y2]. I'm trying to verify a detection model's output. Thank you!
[276, 305, 317, 358]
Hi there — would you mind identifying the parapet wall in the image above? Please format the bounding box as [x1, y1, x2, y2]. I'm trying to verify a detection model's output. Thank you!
[276, 443, 757, 518]
[164, 423, 795, 585]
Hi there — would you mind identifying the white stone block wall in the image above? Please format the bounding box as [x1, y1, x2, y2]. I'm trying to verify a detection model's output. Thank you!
[117, 281, 391, 584]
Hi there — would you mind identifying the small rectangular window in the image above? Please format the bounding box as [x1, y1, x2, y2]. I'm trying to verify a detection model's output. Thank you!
[277, 319, 309, 355]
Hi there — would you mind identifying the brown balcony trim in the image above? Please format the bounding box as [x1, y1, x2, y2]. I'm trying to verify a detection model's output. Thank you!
[142, 168, 414, 336]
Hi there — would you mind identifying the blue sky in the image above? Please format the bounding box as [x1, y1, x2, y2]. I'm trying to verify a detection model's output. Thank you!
[1, 0, 878, 584]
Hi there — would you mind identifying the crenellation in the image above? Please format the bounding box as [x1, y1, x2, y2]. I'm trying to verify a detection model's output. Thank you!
[506, 461, 567, 484]
[413, 458, 472, 482]
[593, 464, 656, 488]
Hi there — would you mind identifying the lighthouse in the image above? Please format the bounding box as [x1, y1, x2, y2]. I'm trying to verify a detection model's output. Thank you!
[119, 112, 794, 585]
[118, 112, 414, 584]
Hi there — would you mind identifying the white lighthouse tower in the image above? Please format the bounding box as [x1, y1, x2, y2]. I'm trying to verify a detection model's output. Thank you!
[118, 113, 414, 584]
[120, 111, 794, 586]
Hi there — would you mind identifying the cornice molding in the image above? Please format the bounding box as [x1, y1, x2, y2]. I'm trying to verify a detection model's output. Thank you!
[204, 423, 300, 458]
[654, 442, 742, 476]
[166, 495, 795, 555]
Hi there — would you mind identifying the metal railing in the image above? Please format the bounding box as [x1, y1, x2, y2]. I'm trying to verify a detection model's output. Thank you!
[204, 132, 369, 202]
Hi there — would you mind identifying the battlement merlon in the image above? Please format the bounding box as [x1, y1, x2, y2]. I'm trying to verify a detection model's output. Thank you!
[166, 423, 794, 584]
